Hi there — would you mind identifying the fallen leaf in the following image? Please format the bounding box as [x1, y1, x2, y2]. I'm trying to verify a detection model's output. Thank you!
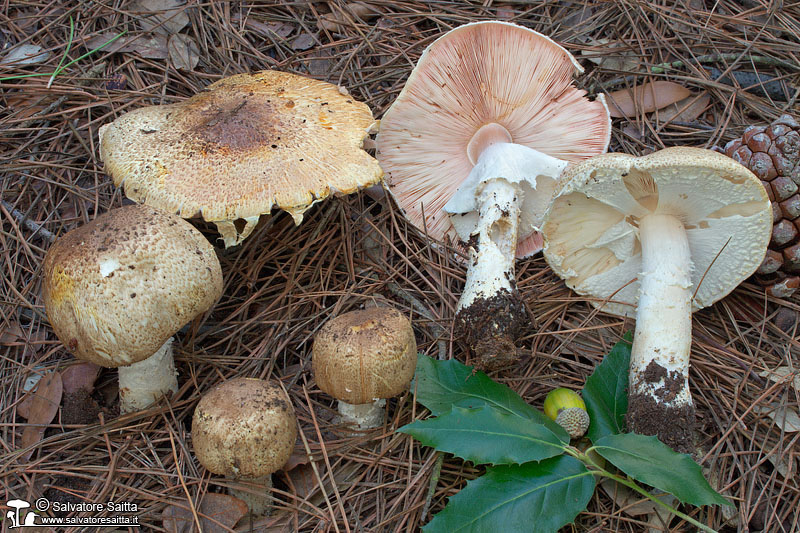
[304, 48, 333, 78]
[130, 0, 190, 35]
[284, 462, 360, 507]
[319, 2, 381, 33]
[168, 34, 199, 71]
[606, 81, 691, 118]
[759, 367, 800, 392]
[162, 493, 248, 533]
[754, 403, 800, 432]
[291, 33, 315, 51]
[60, 362, 101, 395]
[0, 322, 25, 344]
[599, 479, 674, 516]
[656, 92, 711, 123]
[582, 39, 640, 72]
[84, 33, 169, 59]
[21, 372, 63, 460]
[1, 44, 49, 66]
[767, 451, 795, 478]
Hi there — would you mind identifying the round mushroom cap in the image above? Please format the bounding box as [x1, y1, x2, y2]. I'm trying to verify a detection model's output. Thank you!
[376, 21, 610, 259]
[192, 378, 297, 478]
[99, 70, 383, 247]
[542, 147, 772, 317]
[42, 204, 223, 367]
[312, 307, 417, 405]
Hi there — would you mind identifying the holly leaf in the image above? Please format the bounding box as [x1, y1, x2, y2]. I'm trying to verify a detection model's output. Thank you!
[592, 433, 731, 507]
[423, 455, 596, 533]
[413, 354, 567, 438]
[399, 405, 567, 465]
[583, 334, 632, 442]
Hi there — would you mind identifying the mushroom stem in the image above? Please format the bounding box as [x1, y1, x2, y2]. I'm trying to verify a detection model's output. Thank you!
[338, 399, 386, 429]
[454, 177, 528, 370]
[627, 213, 695, 452]
[118, 338, 178, 413]
[230, 475, 273, 516]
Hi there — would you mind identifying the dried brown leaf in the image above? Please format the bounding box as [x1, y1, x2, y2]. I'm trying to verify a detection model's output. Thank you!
[319, 2, 381, 33]
[285, 462, 360, 507]
[130, 0, 190, 35]
[84, 33, 168, 59]
[582, 39, 640, 72]
[168, 34, 199, 71]
[656, 92, 711, 123]
[1, 44, 49, 66]
[20, 372, 63, 460]
[606, 81, 692, 118]
[291, 33, 316, 51]
[60, 362, 100, 395]
[759, 367, 800, 391]
[0, 322, 25, 344]
[754, 403, 800, 432]
[162, 493, 248, 533]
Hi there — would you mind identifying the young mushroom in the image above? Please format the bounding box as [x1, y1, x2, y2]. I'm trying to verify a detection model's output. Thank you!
[542, 147, 772, 452]
[376, 21, 610, 370]
[192, 378, 297, 516]
[42, 204, 223, 412]
[312, 307, 417, 430]
[98, 70, 383, 247]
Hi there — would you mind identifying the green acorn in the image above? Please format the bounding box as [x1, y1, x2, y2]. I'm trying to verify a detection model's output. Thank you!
[544, 388, 590, 439]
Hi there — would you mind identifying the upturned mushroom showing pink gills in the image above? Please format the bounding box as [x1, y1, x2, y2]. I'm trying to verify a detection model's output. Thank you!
[542, 147, 771, 452]
[376, 21, 610, 370]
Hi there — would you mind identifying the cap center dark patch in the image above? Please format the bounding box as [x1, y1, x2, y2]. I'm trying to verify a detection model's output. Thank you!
[191, 93, 285, 152]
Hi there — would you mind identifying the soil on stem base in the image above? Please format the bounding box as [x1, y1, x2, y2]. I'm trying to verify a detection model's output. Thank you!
[454, 288, 528, 372]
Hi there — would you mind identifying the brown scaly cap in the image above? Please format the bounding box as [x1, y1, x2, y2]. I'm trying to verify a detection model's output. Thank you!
[312, 307, 417, 405]
[192, 378, 297, 478]
[99, 70, 383, 247]
[42, 204, 223, 367]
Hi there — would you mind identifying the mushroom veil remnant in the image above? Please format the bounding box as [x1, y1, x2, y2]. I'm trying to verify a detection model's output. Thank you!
[376, 21, 610, 370]
[542, 147, 771, 452]
[42, 204, 223, 412]
[192, 378, 297, 516]
[313, 307, 417, 429]
[99, 70, 383, 247]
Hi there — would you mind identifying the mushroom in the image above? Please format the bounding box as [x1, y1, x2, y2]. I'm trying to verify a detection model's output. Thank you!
[541, 147, 772, 452]
[98, 70, 383, 248]
[312, 307, 417, 429]
[376, 21, 610, 370]
[192, 377, 297, 516]
[42, 204, 223, 412]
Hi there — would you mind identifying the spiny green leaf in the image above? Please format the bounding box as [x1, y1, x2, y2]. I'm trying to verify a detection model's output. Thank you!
[592, 433, 731, 507]
[583, 334, 632, 442]
[413, 354, 567, 439]
[423, 455, 596, 533]
[399, 405, 567, 465]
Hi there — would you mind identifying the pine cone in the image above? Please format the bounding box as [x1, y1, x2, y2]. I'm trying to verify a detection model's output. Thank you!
[718, 114, 800, 298]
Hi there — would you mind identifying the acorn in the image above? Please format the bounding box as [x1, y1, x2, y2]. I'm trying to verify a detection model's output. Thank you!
[544, 388, 590, 439]
[716, 114, 800, 297]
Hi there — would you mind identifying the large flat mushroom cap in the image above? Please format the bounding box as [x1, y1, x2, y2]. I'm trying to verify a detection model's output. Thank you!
[99, 70, 383, 247]
[376, 21, 610, 258]
[192, 378, 297, 478]
[542, 147, 772, 317]
[42, 204, 223, 367]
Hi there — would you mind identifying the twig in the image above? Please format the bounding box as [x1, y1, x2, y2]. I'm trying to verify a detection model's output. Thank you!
[650, 53, 799, 74]
[420, 451, 444, 521]
[0, 199, 56, 243]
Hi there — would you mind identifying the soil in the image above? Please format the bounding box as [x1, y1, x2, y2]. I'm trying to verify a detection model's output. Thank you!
[61, 389, 102, 425]
[453, 288, 528, 372]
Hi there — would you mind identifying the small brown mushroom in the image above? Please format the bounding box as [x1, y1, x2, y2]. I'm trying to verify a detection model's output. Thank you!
[42, 205, 223, 412]
[192, 378, 297, 516]
[312, 307, 417, 429]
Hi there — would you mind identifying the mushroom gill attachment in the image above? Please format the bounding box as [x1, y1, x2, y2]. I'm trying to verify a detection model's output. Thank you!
[192, 378, 297, 516]
[376, 21, 610, 370]
[542, 147, 771, 452]
[42, 204, 223, 412]
[312, 307, 417, 430]
[99, 70, 383, 247]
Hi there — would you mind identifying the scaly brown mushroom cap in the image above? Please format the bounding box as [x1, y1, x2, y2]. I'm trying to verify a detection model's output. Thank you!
[99, 70, 383, 247]
[312, 307, 417, 405]
[42, 204, 223, 367]
[192, 378, 297, 478]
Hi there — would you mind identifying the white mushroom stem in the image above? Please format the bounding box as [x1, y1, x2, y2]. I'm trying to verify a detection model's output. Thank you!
[338, 399, 386, 429]
[459, 178, 522, 310]
[230, 475, 273, 516]
[630, 214, 693, 410]
[118, 338, 178, 413]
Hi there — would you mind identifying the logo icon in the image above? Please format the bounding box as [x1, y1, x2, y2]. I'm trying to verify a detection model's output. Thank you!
[5, 499, 39, 528]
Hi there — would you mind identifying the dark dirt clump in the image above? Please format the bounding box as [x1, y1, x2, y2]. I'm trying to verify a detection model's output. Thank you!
[454, 288, 529, 372]
[61, 389, 102, 425]
[627, 393, 696, 454]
